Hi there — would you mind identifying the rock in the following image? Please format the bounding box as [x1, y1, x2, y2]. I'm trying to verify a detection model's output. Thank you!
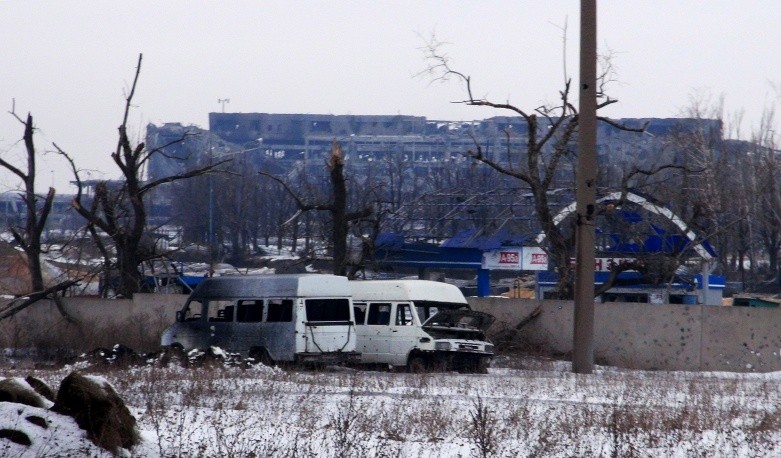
[25, 415, 48, 429]
[0, 428, 31, 446]
[51, 372, 139, 453]
[0, 378, 46, 408]
[24, 376, 55, 402]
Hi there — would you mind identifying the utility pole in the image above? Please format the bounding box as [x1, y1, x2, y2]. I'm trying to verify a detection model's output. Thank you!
[572, 0, 597, 374]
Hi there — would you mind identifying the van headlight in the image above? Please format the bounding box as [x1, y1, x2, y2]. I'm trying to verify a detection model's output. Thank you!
[435, 341, 451, 351]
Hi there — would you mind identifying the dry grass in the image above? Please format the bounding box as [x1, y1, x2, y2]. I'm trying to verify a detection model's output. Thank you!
[6, 360, 781, 457]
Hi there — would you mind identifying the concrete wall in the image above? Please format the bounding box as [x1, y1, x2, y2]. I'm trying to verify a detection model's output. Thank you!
[4, 293, 780, 372]
[0, 294, 187, 354]
[469, 297, 781, 372]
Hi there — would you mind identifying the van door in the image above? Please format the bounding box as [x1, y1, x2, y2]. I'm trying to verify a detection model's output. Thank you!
[206, 299, 236, 350]
[388, 302, 419, 365]
[264, 298, 295, 361]
[231, 299, 265, 355]
[361, 302, 392, 362]
[302, 298, 354, 354]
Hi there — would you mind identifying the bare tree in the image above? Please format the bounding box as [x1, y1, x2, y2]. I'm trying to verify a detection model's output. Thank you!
[59, 54, 228, 297]
[261, 141, 373, 276]
[658, 95, 759, 287]
[0, 109, 86, 321]
[0, 112, 54, 293]
[421, 37, 647, 298]
[747, 109, 781, 283]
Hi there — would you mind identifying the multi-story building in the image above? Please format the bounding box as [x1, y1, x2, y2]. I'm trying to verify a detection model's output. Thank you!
[148, 113, 722, 177]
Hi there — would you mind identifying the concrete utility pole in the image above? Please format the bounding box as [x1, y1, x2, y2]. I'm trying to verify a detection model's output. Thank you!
[572, 0, 597, 374]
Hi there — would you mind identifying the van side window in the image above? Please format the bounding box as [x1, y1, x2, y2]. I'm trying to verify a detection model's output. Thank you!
[305, 299, 351, 322]
[208, 300, 234, 322]
[366, 303, 391, 325]
[353, 302, 367, 325]
[237, 300, 264, 322]
[266, 299, 293, 322]
[396, 303, 413, 326]
[182, 300, 204, 321]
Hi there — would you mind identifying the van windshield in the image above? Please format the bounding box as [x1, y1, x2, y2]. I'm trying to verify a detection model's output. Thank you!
[305, 298, 351, 322]
[415, 300, 469, 323]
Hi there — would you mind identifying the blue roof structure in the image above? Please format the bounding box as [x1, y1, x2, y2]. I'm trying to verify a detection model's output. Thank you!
[375, 239, 483, 270]
[604, 222, 717, 258]
[440, 228, 529, 250]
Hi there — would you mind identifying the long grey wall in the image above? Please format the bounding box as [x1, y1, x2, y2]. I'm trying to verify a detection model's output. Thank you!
[4, 294, 780, 372]
[469, 297, 781, 372]
[0, 294, 187, 354]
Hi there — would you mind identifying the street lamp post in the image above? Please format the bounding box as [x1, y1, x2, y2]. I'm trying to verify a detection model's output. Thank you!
[218, 98, 230, 113]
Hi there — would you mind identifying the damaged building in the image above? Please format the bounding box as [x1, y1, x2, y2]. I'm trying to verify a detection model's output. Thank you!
[147, 113, 723, 182]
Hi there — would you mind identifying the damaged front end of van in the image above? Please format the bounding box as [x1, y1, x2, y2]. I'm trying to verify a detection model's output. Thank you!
[412, 309, 495, 373]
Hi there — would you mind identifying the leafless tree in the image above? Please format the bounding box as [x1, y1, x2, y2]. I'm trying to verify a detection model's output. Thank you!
[0, 109, 85, 320]
[421, 37, 649, 298]
[748, 108, 781, 282]
[0, 112, 54, 293]
[261, 141, 374, 276]
[659, 95, 759, 286]
[57, 54, 228, 297]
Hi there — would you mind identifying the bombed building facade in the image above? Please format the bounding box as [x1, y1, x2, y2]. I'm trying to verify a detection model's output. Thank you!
[147, 113, 724, 182]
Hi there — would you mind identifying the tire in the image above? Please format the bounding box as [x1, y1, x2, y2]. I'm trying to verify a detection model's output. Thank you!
[249, 348, 274, 367]
[407, 355, 427, 373]
[475, 356, 490, 375]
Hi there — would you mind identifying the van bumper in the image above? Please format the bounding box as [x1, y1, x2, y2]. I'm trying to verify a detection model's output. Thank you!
[296, 351, 362, 365]
[428, 351, 492, 373]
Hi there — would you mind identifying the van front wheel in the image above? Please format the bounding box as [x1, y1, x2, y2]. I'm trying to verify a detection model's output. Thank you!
[407, 356, 427, 373]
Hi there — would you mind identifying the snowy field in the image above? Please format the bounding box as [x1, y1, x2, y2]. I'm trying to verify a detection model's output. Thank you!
[2, 355, 781, 457]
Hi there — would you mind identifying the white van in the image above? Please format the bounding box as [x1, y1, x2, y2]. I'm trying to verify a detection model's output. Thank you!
[350, 280, 495, 373]
[161, 274, 360, 365]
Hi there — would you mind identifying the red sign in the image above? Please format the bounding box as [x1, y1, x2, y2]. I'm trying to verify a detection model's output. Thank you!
[530, 253, 547, 265]
[499, 251, 520, 264]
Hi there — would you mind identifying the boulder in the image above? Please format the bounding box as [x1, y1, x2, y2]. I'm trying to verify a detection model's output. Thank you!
[0, 428, 32, 446]
[51, 372, 139, 453]
[24, 376, 55, 402]
[0, 378, 46, 408]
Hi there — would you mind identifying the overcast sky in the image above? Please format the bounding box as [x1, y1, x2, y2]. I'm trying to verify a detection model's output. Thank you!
[1, 0, 780, 193]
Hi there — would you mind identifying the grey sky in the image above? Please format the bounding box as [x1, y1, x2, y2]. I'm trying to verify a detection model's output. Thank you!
[1, 0, 780, 193]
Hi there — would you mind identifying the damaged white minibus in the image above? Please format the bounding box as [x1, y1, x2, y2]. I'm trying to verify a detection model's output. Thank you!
[161, 274, 360, 365]
[350, 280, 495, 373]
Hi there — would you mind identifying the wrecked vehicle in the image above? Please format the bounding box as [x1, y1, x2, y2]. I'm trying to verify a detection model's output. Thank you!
[350, 280, 495, 373]
[161, 274, 360, 365]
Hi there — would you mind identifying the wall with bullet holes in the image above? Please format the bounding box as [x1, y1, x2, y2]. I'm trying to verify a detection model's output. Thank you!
[469, 297, 781, 372]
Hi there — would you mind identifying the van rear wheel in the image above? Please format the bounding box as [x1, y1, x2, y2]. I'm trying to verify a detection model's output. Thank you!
[249, 348, 274, 367]
[407, 356, 427, 373]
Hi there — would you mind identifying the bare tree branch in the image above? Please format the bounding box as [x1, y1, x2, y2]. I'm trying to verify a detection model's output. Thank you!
[0, 279, 81, 321]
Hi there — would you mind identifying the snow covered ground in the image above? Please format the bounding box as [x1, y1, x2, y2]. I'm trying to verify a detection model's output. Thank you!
[2, 356, 781, 457]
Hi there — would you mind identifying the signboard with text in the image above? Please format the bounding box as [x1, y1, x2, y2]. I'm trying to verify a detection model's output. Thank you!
[482, 247, 549, 271]
[481, 250, 640, 272]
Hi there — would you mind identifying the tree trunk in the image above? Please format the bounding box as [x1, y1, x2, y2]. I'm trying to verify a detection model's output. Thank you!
[329, 144, 349, 276]
[116, 241, 143, 298]
[290, 217, 299, 253]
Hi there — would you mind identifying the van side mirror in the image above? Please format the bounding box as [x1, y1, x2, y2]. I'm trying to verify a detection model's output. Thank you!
[176, 310, 184, 322]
